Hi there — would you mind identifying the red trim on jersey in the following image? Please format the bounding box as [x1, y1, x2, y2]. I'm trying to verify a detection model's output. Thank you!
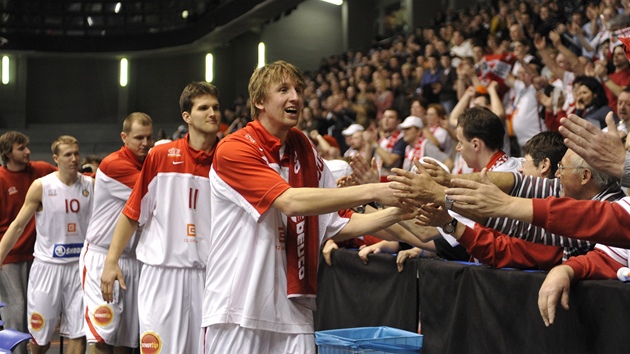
[98, 146, 143, 189]
[213, 122, 292, 216]
[123, 134, 214, 221]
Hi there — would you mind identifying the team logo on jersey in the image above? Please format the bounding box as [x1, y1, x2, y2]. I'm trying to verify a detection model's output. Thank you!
[82, 189, 90, 197]
[186, 223, 196, 237]
[8, 186, 17, 195]
[30, 312, 45, 331]
[277, 227, 285, 251]
[140, 331, 162, 354]
[53, 243, 83, 258]
[93, 305, 114, 326]
[47, 189, 57, 197]
[67, 223, 77, 233]
[167, 148, 182, 158]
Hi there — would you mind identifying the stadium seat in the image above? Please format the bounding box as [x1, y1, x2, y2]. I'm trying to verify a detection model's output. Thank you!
[0, 328, 31, 353]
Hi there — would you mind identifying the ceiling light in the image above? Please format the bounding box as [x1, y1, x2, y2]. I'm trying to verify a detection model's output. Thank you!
[114, 3, 121, 14]
[320, 0, 343, 5]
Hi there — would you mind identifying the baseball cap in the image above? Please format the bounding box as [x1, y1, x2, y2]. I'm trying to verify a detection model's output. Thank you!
[341, 124, 365, 136]
[397, 116, 424, 130]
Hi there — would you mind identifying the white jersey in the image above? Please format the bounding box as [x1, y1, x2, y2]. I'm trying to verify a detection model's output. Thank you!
[122, 138, 212, 268]
[34, 172, 93, 264]
[85, 146, 142, 254]
[202, 121, 350, 334]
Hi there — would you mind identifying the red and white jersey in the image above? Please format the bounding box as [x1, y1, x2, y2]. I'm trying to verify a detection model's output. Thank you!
[122, 136, 213, 268]
[85, 146, 143, 253]
[202, 120, 350, 334]
[34, 172, 93, 264]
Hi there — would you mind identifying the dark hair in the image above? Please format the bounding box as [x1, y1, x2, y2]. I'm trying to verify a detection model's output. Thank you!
[574, 75, 609, 108]
[179, 82, 220, 114]
[522, 131, 567, 177]
[0, 131, 29, 166]
[457, 106, 504, 151]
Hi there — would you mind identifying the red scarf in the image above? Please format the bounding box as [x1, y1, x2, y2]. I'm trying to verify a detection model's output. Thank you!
[381, 130, 401, 150]
[485, 151, 508, 171]
[404, 138, 426, 170]
[283, 129, 323, 301]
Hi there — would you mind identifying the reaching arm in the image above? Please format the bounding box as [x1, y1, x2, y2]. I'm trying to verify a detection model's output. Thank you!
[101, 213, 139, 302]
[534, 35, 566, 81]
[331, 206, 416, 242]
[450, 86, 475, 127]
[273, 182, 402, 217]
[0, 180, 42, 266]
[487, 81, 505, 120]
[549, 30, 585, 76]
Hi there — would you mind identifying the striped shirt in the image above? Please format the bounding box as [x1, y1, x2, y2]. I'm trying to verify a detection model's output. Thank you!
[486, 172, 626, 260]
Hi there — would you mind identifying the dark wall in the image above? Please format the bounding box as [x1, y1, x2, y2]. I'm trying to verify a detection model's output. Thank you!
[26, 57, 119, 125]
[263, 0, 344, 72]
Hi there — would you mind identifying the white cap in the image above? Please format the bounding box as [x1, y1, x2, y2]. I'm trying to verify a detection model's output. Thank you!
[397, 116, 424, 130]
[342, 124, 365, 136]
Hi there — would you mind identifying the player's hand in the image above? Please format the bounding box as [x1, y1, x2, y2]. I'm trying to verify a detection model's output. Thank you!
[538, 265, 574, 327]
[101, 261, 126, 303]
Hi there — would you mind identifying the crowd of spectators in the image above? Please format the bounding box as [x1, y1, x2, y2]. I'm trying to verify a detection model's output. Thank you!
[219, 0, 630, 164]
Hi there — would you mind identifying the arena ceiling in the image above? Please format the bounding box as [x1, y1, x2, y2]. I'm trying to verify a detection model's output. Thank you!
[0, 0, 304, 53]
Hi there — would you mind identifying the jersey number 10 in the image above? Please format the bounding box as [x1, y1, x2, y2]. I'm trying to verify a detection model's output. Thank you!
[65, 198, 80, 213]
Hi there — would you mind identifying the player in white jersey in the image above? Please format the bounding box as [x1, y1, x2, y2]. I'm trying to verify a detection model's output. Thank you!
[201, 60, 418, 354]
[0, 135, 93, 354]
[101, 82, 220, 354]
[80, 113, 153, 354]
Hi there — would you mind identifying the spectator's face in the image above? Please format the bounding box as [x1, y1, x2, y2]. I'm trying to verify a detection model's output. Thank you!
[426, 107, 440, 126]
[455, 126, 479, 170]
[612, 46, 629, 69]
[402, 127, 421, 144]
[410, 101, 426, 117]
[382, 110, 399, 132]
[554, 150, 583, 198]
[440, 56, 451, 69]
[617, 91, 630, 122]
[519, 154, 546, 178]
[302, 107, 313, 121]
[509, 25, 522, 41]
[576, 85, 595, 107]
[349, 131, 364, 149]
[555, 53, 569, 70]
